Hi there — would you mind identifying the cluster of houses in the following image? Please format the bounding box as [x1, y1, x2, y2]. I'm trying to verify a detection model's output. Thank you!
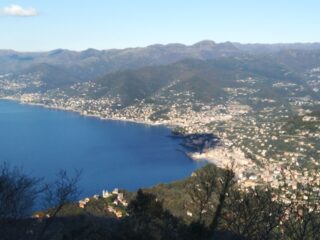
[78, 188, 128, 218]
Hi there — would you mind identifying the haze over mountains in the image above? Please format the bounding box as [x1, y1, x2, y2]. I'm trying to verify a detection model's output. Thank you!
[1, 40, 320, 108]
[1, 40, 320, 79]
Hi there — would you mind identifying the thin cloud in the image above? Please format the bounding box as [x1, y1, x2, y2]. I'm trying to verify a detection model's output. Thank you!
[1, 4, 38, 17]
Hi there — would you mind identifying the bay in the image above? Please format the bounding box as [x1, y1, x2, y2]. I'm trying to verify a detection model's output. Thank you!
[0, 100, 202, 198]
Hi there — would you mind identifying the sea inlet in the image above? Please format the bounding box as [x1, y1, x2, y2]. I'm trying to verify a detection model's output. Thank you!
[0, 100, 203, 198]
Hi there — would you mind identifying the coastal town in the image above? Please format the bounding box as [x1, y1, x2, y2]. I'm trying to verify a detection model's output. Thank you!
[0, 67, 319, 205]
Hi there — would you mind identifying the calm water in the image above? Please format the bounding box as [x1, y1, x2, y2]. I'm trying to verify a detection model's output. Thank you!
[0, 100, 202, 197]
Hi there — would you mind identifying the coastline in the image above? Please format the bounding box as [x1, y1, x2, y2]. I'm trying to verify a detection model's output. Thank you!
[0, 96, 254, 185]
[0, 96, 171, 128]
[0, 96, 207, 161]
[2, 96, 307, 196]
[1, 98, 212, 206]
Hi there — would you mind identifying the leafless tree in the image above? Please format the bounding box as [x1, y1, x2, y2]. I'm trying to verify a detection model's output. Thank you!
[275, 166, 320, 240]
[0, 163, 40, 219]
[221, 186, 286, 240]
[37, 169, 82, 240]
[282, 183, 320, 240]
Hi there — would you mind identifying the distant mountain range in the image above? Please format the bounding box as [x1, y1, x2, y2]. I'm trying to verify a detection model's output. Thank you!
[1, 40, 320, 79]
[1, 40, 320, 108]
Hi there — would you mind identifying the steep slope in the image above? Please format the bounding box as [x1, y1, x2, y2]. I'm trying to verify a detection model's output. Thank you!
[16, 64, 79, 92]
[87, 56, 303, 106]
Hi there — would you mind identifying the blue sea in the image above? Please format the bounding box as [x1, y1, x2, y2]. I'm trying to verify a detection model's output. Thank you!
[0, 100, 203, 198]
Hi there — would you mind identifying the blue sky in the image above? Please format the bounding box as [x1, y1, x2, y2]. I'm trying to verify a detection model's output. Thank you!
[0, 0, 319, 51]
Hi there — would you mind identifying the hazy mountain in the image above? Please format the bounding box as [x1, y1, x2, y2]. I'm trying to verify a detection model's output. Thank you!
[18, 63, 79, 91]
[1, 41, 320, 102]
[1, 40, 320, 82]
[83, 55, 306, 106]
[233, 42, 320, 54]
[0, 40, 241, 76]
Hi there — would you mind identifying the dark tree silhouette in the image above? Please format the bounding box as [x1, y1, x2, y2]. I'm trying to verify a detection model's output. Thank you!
[221, 187, 286, 240]
[210, 168, 235, 233]
[37, 169, 82, 240]
[186, 164, 219, 224]
[0, 163, 40, 220]
[282, 182, 320, 240]
[127, 189, 186, 240]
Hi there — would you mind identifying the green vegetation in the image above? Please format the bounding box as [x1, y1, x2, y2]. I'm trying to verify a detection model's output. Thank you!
[2, 164, 320, 239]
